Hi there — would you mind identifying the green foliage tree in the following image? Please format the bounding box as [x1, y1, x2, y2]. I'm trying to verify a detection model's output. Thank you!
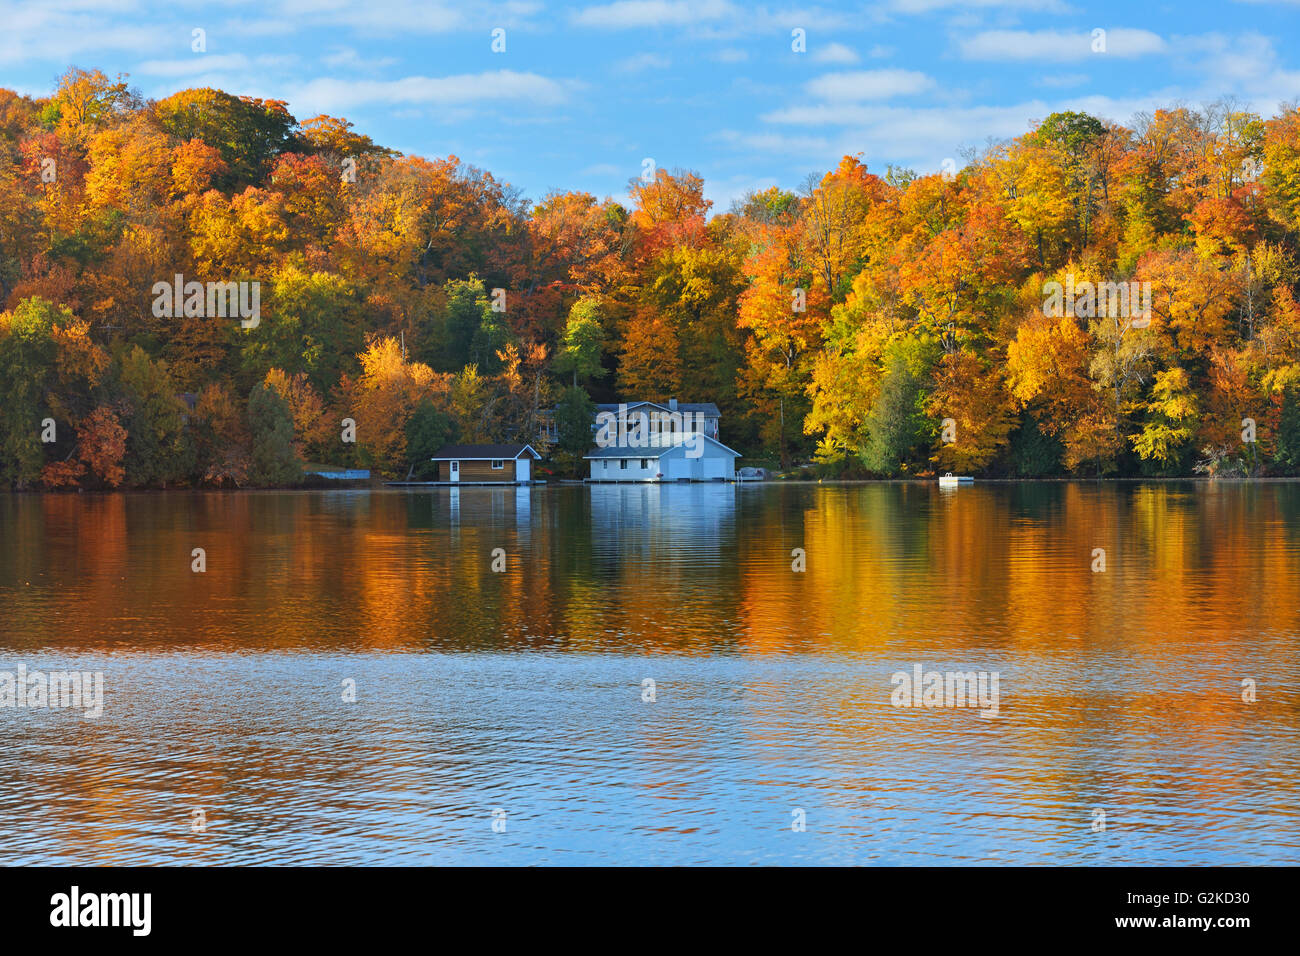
[1274, 387, 1300, 473]
[1007, 414, 1064, 477]
[554, 386, 596, 473]
[115, 346, 194, 487]
[434, 277, 493, 372]
[471, 308, 514, 374]
[0, 298, 58, 487]
[862, 339, 932, 475]
[247, 383, 301, 486]
[554, 297, 605, 386]
[244, 266, 365, 394]
[404, 400, 456, 479]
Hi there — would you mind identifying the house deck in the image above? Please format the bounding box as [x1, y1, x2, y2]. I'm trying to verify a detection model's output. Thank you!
[385, 480, 544, 487]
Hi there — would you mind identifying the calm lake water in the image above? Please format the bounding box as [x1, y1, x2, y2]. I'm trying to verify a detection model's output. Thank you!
[1, 482, 1298, 865]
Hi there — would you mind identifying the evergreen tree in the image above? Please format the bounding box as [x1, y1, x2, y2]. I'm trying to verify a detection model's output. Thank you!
[0, 298, 58, 487]
[247, 383, 301, 486]
[554, 386, 596, 475]
[116, 346, 194, 487]
[1275, 387, 1300, 473]
[862, 341, 930, 475]
[405, 400, 456, 479]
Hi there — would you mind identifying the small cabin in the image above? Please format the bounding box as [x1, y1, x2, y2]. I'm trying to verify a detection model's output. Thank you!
[429, 444, 540, 484]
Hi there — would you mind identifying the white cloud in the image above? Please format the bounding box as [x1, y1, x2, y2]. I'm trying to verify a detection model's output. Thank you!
[321, 48, 399, 71]
[284, 70, 572, 115]
[572, 0, 735, 28]
[570, 0, 853, 36]
[579, 162, 624, 177]
[136, 54, 255, 77]
[0, 11, 172, 66]
[959, 28, 1166, 61]
[273, 1, 473, 33]
[1172, 33, 1300, 108]
[615, 52, 672, 72]
[804, 69, 935, 101]
[714, 128, 836, 160]
[888, 0, 1071, 11]
[753, 94, 1179, 174]
[228, 1, 543, 36]
[220, 18, 298, 38]
[812, 43, 859, 64]
[704, 173, 780, 213]
[1036, 73, 1090, 88]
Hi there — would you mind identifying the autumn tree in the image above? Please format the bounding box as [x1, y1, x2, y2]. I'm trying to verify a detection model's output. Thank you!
[1131, 366, 1198, 471]
[927, 350, 1016, 473]
[336, 337, 450, 477]
[192, 382, 250, 486]
[1007, 311, 1122, 473]
[155, 88, 297, 188]
[736, 216, 825, 465]
[264, 368, 330, 462]
[50, 68, 133, 147]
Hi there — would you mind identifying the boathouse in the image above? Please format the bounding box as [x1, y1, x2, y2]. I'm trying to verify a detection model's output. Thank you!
[428, 444, 540, 484]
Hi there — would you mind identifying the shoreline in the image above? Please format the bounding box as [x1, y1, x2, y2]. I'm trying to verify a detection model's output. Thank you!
[4, 475, 1298, 494]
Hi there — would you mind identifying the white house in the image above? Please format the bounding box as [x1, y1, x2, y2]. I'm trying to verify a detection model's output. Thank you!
[584, 434, 740, 482]
[539, 398, 721, 444]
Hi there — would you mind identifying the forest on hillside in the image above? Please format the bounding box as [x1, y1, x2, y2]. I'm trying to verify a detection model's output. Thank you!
[3, 68, 1300, 487]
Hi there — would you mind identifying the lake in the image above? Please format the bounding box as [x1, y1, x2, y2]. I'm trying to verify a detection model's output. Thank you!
[1, 482, 1297, 865]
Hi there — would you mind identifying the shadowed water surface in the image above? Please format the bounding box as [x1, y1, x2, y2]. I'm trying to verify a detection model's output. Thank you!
[0, 482, 1297, 864]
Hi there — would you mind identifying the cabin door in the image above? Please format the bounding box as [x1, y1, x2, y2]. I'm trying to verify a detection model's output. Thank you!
[449, 460, 459, 482]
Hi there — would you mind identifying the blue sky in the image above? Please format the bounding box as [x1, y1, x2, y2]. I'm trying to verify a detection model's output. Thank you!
[2, 0, 1300, 212]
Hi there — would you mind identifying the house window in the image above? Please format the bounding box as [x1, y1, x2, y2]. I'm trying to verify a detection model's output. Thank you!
[491, 460, 504, 470]
[620, 459, 627, 469]
[641, 459, 649, 469]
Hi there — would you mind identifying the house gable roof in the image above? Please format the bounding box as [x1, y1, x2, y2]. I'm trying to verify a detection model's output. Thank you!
[430, 443, 540, 460]
[594, 401, 720, 417]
